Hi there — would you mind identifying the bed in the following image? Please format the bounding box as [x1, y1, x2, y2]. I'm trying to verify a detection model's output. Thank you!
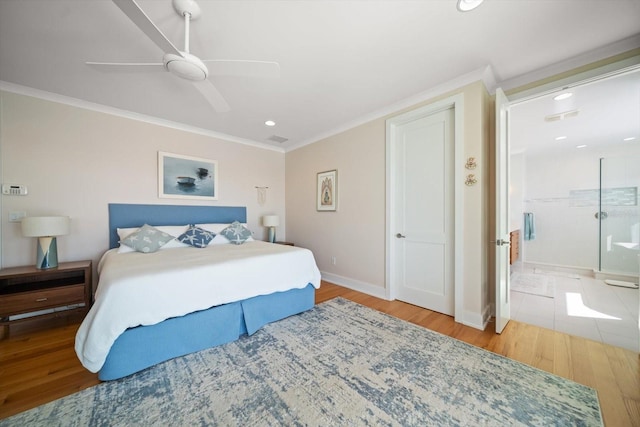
[75, 203, 321, 381]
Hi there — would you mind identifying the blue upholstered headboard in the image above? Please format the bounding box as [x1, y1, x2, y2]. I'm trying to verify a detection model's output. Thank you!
[108, 203, 247, 249]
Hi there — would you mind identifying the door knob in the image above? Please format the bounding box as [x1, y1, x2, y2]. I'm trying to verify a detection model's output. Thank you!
[396, 233, 406, 238]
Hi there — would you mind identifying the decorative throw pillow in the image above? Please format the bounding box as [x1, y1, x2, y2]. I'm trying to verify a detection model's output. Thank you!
[117, 225, 189, 253]
[120, 224, 175, 253]
[220, 221, 253, 245]
[177, 225, 215, 248]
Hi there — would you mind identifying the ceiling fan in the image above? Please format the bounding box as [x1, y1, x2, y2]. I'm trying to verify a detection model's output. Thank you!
[87, 0, 280, 112]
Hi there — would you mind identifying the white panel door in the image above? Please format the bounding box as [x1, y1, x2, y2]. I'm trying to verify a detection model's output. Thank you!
[495, 88, 511, 334]
[394, 107, 454, 315]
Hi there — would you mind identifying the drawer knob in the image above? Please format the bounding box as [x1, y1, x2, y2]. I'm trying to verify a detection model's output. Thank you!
[35, 298, 48, 302]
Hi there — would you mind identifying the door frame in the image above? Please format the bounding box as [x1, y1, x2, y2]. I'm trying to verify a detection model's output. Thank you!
[385, 94, 465, 323]
[494, 56, 640, 334]
[494, 88, 511, 333]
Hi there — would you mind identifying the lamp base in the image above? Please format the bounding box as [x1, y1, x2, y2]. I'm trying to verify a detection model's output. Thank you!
[268, 227, 276, 243]
[36, 236, 58, 269]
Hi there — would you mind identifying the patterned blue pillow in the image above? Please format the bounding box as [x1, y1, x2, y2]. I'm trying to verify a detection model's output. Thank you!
[177, 225, 215, 248]
[120, 224, 174, 253]
[220, 221, 252, 245]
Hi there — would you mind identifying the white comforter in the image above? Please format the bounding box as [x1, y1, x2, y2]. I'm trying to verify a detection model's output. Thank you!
[75, 241, 321, 373]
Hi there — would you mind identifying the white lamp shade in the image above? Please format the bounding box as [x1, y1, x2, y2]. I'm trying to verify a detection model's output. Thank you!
[262, 215, 279, 227]
[21, 216, 70, 237]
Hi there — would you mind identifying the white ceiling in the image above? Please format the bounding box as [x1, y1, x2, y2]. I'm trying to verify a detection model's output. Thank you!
[1, 0, 639, 151]
[510, 69, 640, 155]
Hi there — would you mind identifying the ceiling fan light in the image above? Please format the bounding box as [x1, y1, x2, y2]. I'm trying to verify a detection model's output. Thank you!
[553, 92, 573, 101]
[457, 0, 484, 12]
[164, 53, 208, 81]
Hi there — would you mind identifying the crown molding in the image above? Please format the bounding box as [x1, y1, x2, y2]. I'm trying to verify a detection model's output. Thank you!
[0, 81, 285, 153]
[496, 35, 640, 94]
[285, 65, 496, 152]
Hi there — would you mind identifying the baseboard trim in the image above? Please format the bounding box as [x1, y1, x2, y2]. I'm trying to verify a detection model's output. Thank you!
[320, 272, 388, 300]
[593, 270, 639, 282]
[320, 272, 490, 331]
[460, 310, 487, 331]
[522, 262, 593, 277]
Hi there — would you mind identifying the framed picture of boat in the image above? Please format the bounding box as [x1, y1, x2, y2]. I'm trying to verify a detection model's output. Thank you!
[158, 151, 218, 200]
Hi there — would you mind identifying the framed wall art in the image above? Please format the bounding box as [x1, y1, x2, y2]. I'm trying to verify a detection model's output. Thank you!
[317, 169, 337, 211]
[158, 151, 218, 200]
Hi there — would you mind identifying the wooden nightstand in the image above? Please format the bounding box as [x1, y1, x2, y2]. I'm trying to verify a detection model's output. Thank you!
[0, 260, 92, 337]
[275, 241, 294, 246]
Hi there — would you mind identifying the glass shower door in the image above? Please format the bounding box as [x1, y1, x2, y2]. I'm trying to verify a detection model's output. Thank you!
[599, 157, 640, 276]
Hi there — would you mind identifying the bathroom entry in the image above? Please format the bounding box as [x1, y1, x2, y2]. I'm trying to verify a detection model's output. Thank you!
[503, 64, 640, 351]
[509, 68, 640, 277]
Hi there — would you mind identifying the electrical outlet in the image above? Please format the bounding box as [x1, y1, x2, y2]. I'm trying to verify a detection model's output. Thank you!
[9, 211, 26, 222]
[331, 256, 337, 266]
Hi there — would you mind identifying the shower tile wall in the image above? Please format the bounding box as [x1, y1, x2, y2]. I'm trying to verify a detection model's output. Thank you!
[520, 144, 640, 271]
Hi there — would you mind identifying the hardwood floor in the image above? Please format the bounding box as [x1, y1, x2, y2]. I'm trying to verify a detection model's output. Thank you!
[1, 281, 638, 425]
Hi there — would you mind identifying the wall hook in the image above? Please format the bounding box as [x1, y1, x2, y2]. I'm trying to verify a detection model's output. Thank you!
[255, 186, 269, 206]
[465, 157, 477, 170]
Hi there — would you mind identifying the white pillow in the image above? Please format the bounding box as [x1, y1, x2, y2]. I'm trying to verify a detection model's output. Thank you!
[196, 223, 254, 245]
[195, 223, 237, 234]
[117, 225, 189, 253]
[209, 234, 231, 245]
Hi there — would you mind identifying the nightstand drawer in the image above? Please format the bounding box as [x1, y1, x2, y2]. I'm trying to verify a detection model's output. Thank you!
[0, 284, 85, 316]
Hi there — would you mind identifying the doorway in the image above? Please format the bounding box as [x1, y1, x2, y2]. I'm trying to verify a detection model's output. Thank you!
[505, 68, 640, 351]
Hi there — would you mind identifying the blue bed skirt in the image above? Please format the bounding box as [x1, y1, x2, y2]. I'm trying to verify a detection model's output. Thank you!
[99, 284, 315, 381]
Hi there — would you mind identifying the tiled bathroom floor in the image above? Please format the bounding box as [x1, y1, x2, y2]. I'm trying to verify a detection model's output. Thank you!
[510, 268, 639, 352]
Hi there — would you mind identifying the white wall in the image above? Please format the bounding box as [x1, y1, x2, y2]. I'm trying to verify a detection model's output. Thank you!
[0, 91, 286, 275]
[522, 143, 640, 270]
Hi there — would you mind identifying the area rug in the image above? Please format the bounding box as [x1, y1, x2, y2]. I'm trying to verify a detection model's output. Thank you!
[1, 298, 602, 426]
[511, 272, 556, 298]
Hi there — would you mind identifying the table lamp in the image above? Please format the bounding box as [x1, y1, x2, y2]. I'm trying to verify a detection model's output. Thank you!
[262, 215, 279, 243]
[21, 216, 70, 269]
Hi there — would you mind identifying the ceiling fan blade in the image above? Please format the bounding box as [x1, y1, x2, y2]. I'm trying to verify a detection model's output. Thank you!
[192, 80, 230, 113]
[201, 60, 280, 79]
[86, 62, 165, 73]
[112, 0, 182, 56]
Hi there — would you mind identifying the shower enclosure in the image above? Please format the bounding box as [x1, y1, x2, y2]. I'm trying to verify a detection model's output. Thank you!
[598, 157, 640, 281]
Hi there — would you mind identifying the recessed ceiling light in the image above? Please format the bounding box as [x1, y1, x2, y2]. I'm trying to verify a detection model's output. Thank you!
[555, 136, 567, 141]
[264, 120, 276, 127]
[457, 0, 484, 12]
[576, 145, 587, 149]
[623, 137, 636, 141]
[553, 92, 573, 101]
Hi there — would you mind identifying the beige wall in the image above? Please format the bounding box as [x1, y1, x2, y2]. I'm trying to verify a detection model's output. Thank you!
[0, 91, 286, 273]
[286, 81, 492, 328]
[286, 120, 386, 292]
